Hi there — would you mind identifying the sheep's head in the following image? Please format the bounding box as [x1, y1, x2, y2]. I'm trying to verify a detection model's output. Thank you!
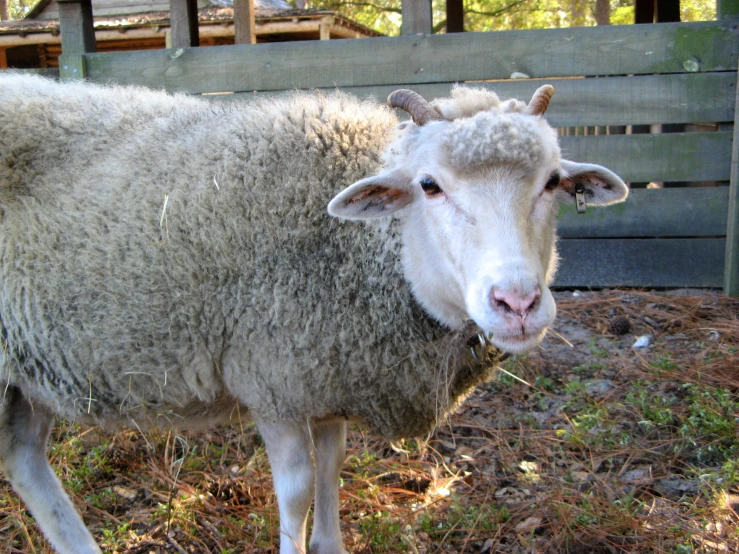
[328, 86, 628, 354]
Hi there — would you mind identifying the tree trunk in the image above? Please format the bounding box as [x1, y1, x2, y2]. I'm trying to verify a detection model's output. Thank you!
[0, 0, 8, 21]
[295, 0, 306, 8]
[570, 0, 586, 26]
[595, 0, 610, 25]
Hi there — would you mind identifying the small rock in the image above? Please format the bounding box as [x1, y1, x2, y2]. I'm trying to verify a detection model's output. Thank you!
[619, 466, 653, 484]
[608, 315, 631, 335]
[113, 486, 138, 501]
[584, 379, 613, 396]
[632, 335, 651, 348]
[655, 476, 700, 498]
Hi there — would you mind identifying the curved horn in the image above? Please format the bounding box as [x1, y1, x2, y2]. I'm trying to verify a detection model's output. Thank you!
[524, 85, 555, 116]
[387, 89, 443, 126]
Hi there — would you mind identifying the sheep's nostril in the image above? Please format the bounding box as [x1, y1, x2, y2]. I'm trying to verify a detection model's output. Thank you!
[490, 286, 541, 316]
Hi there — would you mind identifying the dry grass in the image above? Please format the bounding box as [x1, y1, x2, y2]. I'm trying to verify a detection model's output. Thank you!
[0, 289, 737, 553]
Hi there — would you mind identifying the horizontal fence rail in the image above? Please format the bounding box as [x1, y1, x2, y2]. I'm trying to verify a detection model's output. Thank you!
[557, 188, 730, 239]
[212, 72, 737, 128]
[81, 21, 739, 94]
[561, 132, 732, 183]
[556, 238, 725, 287]
[556, 188, 728, 287]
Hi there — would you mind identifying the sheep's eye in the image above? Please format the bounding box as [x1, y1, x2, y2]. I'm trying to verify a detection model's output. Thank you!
[420, 177, 442, 196]
[545, 173, 560, 191]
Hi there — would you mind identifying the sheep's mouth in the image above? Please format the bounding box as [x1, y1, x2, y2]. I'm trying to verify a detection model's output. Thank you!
[462, 319, 547, 357]
[489, 328, 547, 354]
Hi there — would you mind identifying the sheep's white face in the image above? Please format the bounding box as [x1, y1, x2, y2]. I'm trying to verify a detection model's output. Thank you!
[328, 91, 628, 355]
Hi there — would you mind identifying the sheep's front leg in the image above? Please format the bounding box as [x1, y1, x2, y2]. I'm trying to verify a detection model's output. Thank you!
[309, 420, 348, 554]
[0, 385, 101, 554]
[257, 418, 315, 554]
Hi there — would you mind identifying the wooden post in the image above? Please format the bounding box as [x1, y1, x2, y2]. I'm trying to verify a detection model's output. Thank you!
[169, 0, 199, 48]
[234, 0, 256, 44]
[724, 70, 739, 296]
[57, 0, 95, 81]
[635, 0, 655, 23]
[401, 0, 432, 35]
[319, 21, 331, 40]
[446, 0, 464, 33]
[636, 0, 680, 23]
[0, 48, 7, 69]
[656, 0, 680, 21]
[719, 0, 739, 18]
[57, 0, 96, 54]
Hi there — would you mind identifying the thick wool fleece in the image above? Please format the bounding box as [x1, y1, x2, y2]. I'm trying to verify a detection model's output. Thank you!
[432, 85, 546, 171]
[0, 74, 499, 440]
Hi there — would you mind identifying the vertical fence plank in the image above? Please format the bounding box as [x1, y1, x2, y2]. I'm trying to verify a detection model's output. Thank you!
[234, 0, 256, 45]
[169, 0, 199, 48]
[57, 0, 95, 81]
[725, 69, 739, 297]
[401, 0, 432, 35]
[719, 0, 739, 19]
[447, 0, 464, 33]
[57, 0, 96, 55]
[58, 54, 86, 81]
[635, 0, 655, 23]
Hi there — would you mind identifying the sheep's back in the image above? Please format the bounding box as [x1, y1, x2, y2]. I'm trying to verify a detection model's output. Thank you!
[0, 77, 406, 426]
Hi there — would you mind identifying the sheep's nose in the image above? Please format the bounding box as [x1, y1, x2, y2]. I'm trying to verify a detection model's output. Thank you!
[490, 286, 540, 316]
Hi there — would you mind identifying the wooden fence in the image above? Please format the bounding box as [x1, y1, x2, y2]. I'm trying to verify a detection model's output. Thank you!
[50, 20, 739, 294]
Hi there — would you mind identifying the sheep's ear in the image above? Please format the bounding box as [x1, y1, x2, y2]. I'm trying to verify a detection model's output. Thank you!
[328, 173, 413, 220]
[555, 160, 628, 206]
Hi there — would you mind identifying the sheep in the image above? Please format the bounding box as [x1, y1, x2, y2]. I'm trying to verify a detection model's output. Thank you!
[0, 73, 628, 554]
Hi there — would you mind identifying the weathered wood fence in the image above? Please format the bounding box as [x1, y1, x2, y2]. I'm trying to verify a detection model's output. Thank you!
[46, 18, 739, 295]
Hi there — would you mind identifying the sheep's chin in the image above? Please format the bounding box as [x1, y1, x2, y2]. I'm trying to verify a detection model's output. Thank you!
[488, 328, 547, 355]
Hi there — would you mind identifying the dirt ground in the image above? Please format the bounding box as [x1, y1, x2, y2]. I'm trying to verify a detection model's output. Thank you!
[1, 289, 737, 553]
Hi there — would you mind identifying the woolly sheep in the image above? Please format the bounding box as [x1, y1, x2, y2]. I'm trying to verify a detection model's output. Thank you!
[0, 73, 628, 554]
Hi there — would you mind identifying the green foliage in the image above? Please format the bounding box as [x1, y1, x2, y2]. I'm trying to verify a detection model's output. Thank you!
[417, 497, 509, 540]
[99, 522, 133, 550]
[4, 0, 37, 19]
[1, 0, 718, 31]
[357, 511, 408, 550]
[558, 377, 739, 467]
[679, 383, 739, 464]
[296, 0, 717, 36]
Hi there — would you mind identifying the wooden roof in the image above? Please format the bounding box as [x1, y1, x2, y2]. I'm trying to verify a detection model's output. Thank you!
[24, 0, 294, 19]
[0, 2, 380, 70]
[0, 0, 381, 63]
